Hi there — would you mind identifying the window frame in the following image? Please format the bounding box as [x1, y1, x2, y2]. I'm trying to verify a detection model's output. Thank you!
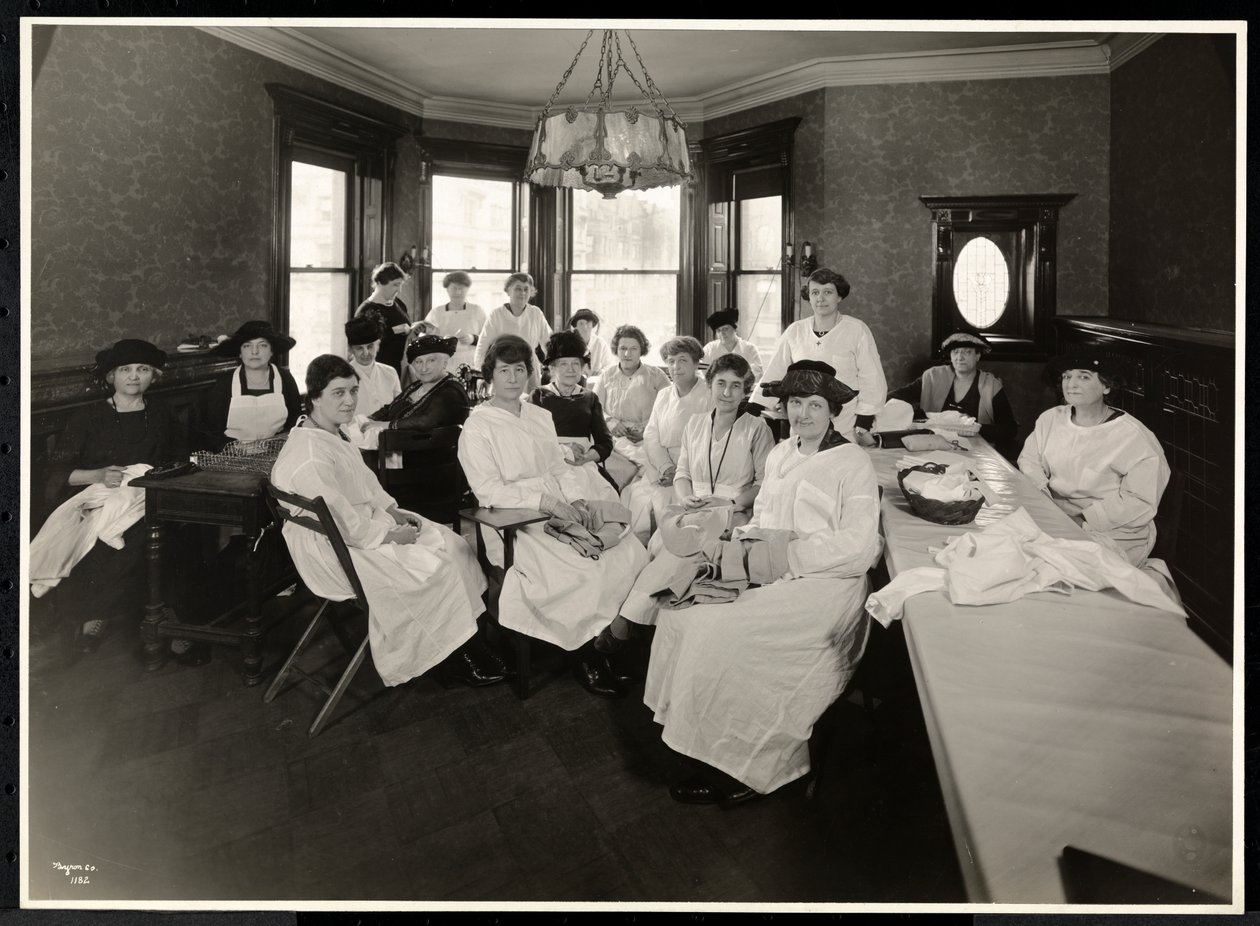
[921, 193, 1075, 361]
[266, 84, 406, 359]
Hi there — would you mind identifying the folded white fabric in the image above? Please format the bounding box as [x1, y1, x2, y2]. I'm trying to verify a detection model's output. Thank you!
[925, 410, 979, 436]
[866, 506, 1185, 625]
[873, 398, 915, 432]
[901, 470, 981, 502]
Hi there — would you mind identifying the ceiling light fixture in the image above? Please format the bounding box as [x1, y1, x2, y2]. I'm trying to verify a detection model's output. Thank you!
[525, 30, 692, 200]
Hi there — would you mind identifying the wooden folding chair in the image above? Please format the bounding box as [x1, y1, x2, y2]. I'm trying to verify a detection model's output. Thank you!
[262, 481, 372, 738]
[375, 425, 468, 531]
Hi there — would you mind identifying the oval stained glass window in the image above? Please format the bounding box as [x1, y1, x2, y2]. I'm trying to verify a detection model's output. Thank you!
[952, 236, 1010, 329]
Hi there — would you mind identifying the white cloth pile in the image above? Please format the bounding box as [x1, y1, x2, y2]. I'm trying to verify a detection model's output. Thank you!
[897, 454, 996, 504]
[873, 398, 915, 432]
[925, 409, 979, 436]
[866, 507, 1186, 626]
[29, 463, 152, 597]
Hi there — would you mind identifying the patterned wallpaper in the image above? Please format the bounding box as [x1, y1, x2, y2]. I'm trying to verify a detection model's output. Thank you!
[30, 25, 423, 362]
[1110, 35, 1236, 332]
[702, 77, 1109, 429]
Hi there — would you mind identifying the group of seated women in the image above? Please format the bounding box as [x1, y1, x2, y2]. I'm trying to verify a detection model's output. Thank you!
[35, 255, 1176, 810]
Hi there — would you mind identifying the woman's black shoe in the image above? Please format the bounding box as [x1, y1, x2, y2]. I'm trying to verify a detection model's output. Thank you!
[573, 656, 626, 699]
[438, 650, 507, 688]
[77, 619, 109, 655]
[669, 775, 722, 805]
[718, 784, 764, 809]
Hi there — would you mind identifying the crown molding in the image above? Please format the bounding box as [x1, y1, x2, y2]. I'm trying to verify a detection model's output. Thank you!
[199, 27, 1161, 129]
[199, 25, 430, 117]
[1106, 33, 1165, 69]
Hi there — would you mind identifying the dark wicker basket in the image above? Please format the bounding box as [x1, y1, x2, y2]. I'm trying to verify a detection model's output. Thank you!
[897, 463, 984, 525]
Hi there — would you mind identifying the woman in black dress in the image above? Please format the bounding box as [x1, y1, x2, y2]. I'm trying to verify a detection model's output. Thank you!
[888, 331, 1019, 458]
[354, 261, 412, 374]
[198, 320, 302, 452]
[529, 330, 619, 499]
[40, 339, 188, 656]
[363, 335, 471, 439]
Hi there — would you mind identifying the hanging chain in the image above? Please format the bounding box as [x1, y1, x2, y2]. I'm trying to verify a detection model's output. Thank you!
[622, 31, 686, 126]
[539, 29, 595, 120]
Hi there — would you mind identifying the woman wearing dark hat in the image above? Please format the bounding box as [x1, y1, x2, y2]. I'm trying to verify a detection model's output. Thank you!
[753, 268, 886, 447]
[198, 320, 302, 452]
[568, 308, 614, 376]
[700, 308, 763, 380]
[38, 339, 187, 655]
[1018, 353, 1170, 568]
[424, 271, 486, 372]
[644, 359, 882, 808]
[362, 335, 471, 446]
[342, 316, 401, 453]
[529, 331, 619, 502]
[887, 330, 1018, 457]
[354, 261, 413, 374]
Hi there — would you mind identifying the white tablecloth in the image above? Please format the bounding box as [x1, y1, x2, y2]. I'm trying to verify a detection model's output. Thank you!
[869, 440, 1234, 904]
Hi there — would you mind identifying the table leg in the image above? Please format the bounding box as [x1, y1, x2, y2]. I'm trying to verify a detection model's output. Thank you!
[241, 527, 265, 686]
[503, 528, 531, 700]
[141, 519, 168, 672]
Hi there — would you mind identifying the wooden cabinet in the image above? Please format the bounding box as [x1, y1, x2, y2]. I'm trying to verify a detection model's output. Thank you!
[1054, 317, 1234, 659]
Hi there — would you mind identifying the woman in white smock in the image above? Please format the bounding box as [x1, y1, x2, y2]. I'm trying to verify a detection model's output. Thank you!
[270, 354, 506, 689]
[342, 315, 402, 452]
[472, 272, 552, 392]
[425, 270, 486, 373]
[1018, 352, 1171, 568]
[458, 335, 649, 700]
[621, 336, 714, 545]
[592, 324, 670, 468]
[753, 268, 886, 447]
[568, 308, 615, 378]
[645, 360, 882, 806]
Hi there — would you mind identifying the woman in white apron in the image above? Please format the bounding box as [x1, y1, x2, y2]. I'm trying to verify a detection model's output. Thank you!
[270, 354, 507, 689]
[424, 270, 486, 373]
[457, 335, 649, 700]
[199, 320, 302, 451]
[528, 330, 619, 503]
[341, 315, 402, 454]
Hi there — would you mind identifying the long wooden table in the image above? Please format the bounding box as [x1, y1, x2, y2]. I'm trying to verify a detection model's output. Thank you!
[867, 439, 1234, 905]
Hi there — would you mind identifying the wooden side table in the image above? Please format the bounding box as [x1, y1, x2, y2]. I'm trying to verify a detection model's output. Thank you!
[130, 468, 296, 686]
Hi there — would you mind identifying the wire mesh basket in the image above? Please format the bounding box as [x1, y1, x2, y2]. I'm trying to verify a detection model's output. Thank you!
[193, 436, 288, 476]
[897, 463, 984, 525]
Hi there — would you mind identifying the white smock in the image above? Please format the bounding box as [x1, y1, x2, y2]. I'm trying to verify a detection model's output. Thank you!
[622, 379, 714, 544]
[344, 359, 402, 451]
[1017, 405, 1169, 566]
[425, 302, 487, 371]
[592, 361, 670, 466]
[701, 336, 764, 380]
[270, 424, 486, 687]
[643, 438, 883, 794]
[753, 317, 887, 438]
[472, 304, 553, 369]
[225, 364, 289, 443]
[458, 401, 648, 651]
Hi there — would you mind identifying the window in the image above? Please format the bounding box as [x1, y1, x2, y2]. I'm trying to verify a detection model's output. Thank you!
[921, 194, 1075, 360]
[569, 186, 682, 365]
[419, 138, 531, 320]
[429, 174, 527, 316]
[699, 118, 799, 353]
[267, 84, 406, 376]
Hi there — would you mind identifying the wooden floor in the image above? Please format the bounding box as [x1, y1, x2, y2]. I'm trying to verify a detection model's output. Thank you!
[26, 566, 966, 906]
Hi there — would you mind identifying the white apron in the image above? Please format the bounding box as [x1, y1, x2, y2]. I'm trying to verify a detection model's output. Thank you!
[225, 364, 288, 443]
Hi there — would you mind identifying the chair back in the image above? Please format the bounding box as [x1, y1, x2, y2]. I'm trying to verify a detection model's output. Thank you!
[264, 480, 369, 608]
[376, 425, 468, 528]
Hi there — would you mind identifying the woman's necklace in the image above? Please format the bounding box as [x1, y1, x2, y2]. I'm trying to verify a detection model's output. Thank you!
[707, 412, 736, 495]
[772, 439, 816, 480]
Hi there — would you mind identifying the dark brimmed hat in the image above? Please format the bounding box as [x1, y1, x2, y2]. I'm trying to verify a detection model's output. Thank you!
[543, 331, 590, 367]
[94, 338, 166, 376]
[1050, 351, 1120, 381]
[940, 331, 991, 355]
[707, 308, 739, 331]
[568, 308, 601, 328]
[406, 335, 457, 363]
[213, 320, 296, 356]
[779, 360, 858, 411]
[345, 316, 382, 347]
